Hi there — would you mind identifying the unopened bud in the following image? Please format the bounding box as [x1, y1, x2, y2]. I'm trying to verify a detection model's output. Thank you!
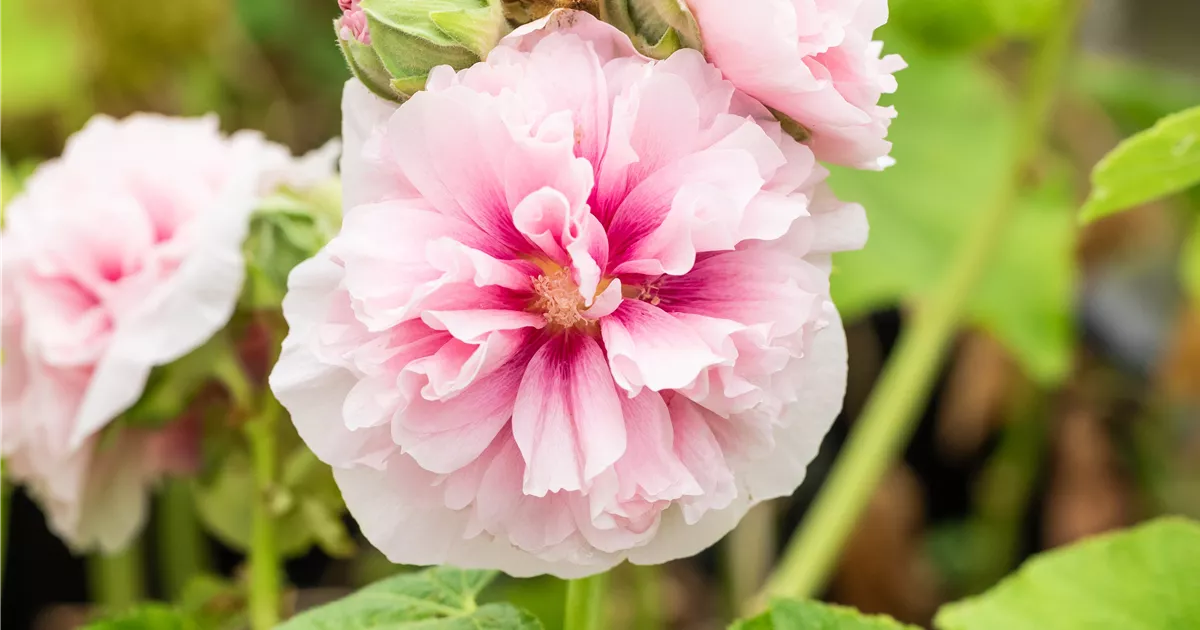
[599, 0, 700, 59]
[335, 0, 511, 102]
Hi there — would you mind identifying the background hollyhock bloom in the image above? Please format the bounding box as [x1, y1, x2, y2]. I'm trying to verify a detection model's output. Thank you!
[272, 11, 866, 577]
[685, 0, 905, 170]
[1, 114, 333, 552]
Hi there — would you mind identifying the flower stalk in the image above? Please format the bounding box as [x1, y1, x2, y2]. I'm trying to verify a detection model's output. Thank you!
[247, 394, 284, 630]
[756, 0, 1084, 607]
[564, 573, 609, 630]
[156, 478, 211, 600]
[88, 543, 146, 612]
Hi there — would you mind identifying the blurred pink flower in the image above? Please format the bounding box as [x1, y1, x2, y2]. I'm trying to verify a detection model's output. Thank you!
[272, 10, 865, 577]
[337, 0, 370, 45]
[1, 114, 333, 552]
[684, 0, 905, 170]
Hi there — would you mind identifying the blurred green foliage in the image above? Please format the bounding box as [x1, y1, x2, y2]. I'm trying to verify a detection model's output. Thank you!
[829, 34, 1076, 384]
[1, 0, 347, 162]
[0, 0, 87, 117]
[196, 446, 354, 559]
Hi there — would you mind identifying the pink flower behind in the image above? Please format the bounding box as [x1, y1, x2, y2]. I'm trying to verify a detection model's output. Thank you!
[1, 114, 333, 552]
[272, 11, 866, 577]
[684, 0, 905, 170]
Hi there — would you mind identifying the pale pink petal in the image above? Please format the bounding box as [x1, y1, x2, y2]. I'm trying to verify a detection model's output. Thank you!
[601, 300, 723, 395]
[391, 337, 533, 474]
[512, 333, 627, 496]
[741, 305, 846, 499]
[340, 80, 409, 209]
[685, 0, 904, 169]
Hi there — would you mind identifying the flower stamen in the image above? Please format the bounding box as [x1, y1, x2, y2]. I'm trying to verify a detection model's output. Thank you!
[531, 268, 587, 328]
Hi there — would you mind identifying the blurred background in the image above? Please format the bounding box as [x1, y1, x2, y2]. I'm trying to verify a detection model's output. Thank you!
[2, 0, 1198, 628]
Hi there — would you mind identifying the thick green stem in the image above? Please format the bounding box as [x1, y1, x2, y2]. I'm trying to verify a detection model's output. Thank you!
[564, 573, 609, 630]
[157, 478, 211, 600]
[247, 396, 283, 630]
[1, 474, 11, 589]
[757, 2, 1082, 607]
[88, 543, 146, 612]
[631, 564, 665, 630]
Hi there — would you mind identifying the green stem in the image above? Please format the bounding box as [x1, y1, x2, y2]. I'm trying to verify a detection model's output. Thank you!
[723, 502, 777, 614]
[157, 478, 211, 600]
[247, 396, 284, 630]
[631, 564, 665, 630]
[966, 385, 1049, 592]
[88, 543, 146, 612]
[564, 573, 609, 630]
[756, 2, 1082, 607]
[1, 473, 11, 589]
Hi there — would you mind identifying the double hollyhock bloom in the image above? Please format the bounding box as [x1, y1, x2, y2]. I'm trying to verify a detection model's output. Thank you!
[684, 0, 906, 169]
[272, 12, 867, 576]
[1, 115, 333, 551]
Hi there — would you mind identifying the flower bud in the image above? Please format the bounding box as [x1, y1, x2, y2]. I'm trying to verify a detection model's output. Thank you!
[336, 0, 511, 102]
[599, 0, 700, 58]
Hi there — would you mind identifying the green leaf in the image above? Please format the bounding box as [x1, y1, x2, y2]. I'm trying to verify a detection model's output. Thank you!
[1183, 219, 1200, 300]
[1081, 106, 1200, 223]
[83, 604, 199, 630]
[176, 574, 247, 630]
[732, 598, 920, 630]
[828, 44, 1076, 384]
[935, 518, 1200, 630]
[195, 446, 351, 558]
[82, 577, 245, 630]
[279, 566, 544, 629]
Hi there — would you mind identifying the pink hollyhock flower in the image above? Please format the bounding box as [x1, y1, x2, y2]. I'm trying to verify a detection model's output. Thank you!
[684, 0, 905, 170]
[337, 0, 370, 45]
[272, 10, 865, 577]
[1, 114, 334, 552]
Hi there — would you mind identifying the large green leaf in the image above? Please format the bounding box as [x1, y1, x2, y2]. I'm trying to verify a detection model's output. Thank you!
[1081, 106, 1200, 223]
[279, 567, 544, 629]
[732, 598, 919, 630]
[829, 45, 1076, 383]
[935, 518, 1200, 630]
